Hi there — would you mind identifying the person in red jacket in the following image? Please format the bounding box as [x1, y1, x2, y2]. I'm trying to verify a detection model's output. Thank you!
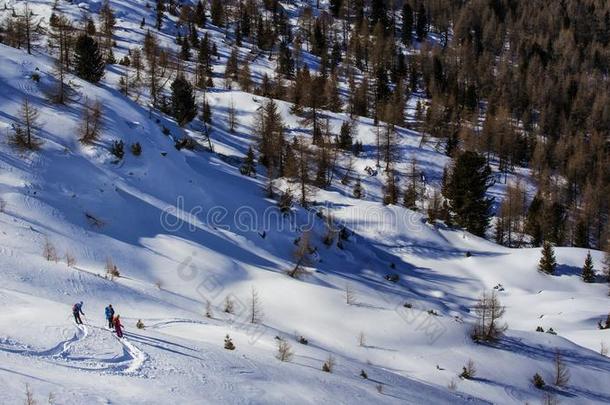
[114, 315, 124, 338]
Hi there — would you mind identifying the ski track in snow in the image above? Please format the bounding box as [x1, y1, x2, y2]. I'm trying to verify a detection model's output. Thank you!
[0, 323, 148, 376]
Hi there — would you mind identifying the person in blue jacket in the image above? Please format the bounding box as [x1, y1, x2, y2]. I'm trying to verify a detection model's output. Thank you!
[72, 301, 85, 324]
[105, 304, 115, 328]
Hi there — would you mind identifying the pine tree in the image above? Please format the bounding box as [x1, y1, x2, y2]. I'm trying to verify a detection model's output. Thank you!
[442, 151, 494, 236]
[240, 146, 256, 176]
[401, 3, 413, 45]
[538, 242, 557, 275]
[382, 170, 399, 205]
[210, 0, 224, 27]
[415, 3, 428, 41]
[74, 33, 105, 82]
[353, 176, 364, 199]
[581, 251, 595, 283]
[170, 75, 196, 126]
[155, 0, 164, 30]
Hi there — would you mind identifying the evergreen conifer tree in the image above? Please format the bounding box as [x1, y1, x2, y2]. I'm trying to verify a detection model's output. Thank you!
[581, 251, 595, 283]
[170, 75, 196, 126]
[538, 242, 557, 275]
[74, 33, 105, 82]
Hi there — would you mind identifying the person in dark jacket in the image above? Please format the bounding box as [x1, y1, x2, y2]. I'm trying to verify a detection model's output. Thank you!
[114, 315, 124, 338]
[72, 301, 84, 325]
[105, 304, 115, 328]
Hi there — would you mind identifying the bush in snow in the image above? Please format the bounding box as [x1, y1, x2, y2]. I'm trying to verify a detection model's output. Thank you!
[598, 314, 610, 330]
[459, 359, 476, 379]
[205, 300, 213, 318]
[65, 252, 77, 268]
[546, 328, 557, 335]
[224, 334, 235, 350]
[471, 290, 507, 342]
[277, 188, 294, 214]
[136, 319, 145, 329]
[276, 339, 294, 362]
[43, 238, 59, 262]
[532, 372, 545, 389]
[322, 354, 335, 373]
[131, 142, 142, 156]
[110, 139, 125, 159]
[105, 257, 120, 279]
[0, 197, 6, 212]
[297, 336, 308, 345]
[360, 369, 368, 379]
[223, 296, 234, 314]
[536, 326, 545, 332]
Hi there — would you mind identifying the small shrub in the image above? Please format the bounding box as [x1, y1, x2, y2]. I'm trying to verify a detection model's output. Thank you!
[536, 326, 545, 332]
[546, 328, 557, 335]
[358, 331, 366, 347]
[322, 354, 335, 373]
[459, 359, 476, 379]
[375, 384, 383, 394]
[110, 140, 125, 159]
[31, 73, 40, 82]
[131, 142, 142, 156]
[136, 319, 145, 329]
[448, 379, 457, 391]
[465, 251, 472, 257]
[161, 126, 171, 136]
[532, 372, 545, 389]
[276, 339, 294, 362]
[278, 189, 293, 213]
[119, 56, 131, 66]
[427, 309, 439, 316]
[601, 342, 608, 357]
[205, 300, 213, 318]
[224, 296, 234, 314]
[224, 334, 235, 350]
[65, 252, 76, 267]
[298, 336, 308, 345]
[43, 238, 59, 262]
[360, 369, 368, 379]
[0, 197, 6, 212]
[154, 280, 162, 290]
[403, 302, 413, 308]
[105, 257, 120, 279]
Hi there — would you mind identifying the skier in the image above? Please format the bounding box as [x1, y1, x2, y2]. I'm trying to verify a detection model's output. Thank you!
[105, 304, 115, 329]
[72, 301, 85, 325]
[114, 314, 124, 338]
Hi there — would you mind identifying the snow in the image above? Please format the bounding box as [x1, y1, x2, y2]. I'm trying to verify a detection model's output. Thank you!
[0, 0, 609, 404]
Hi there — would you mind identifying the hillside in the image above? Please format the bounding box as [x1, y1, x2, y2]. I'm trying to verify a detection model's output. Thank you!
[0, 0, 609, 404]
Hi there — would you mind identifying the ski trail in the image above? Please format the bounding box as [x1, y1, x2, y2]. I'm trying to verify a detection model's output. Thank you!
[0, 323, 147, 375]
[0, 324, 86, 358]
[115, 335, 147, 375]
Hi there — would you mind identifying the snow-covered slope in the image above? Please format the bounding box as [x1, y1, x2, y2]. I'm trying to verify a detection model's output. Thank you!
[0, 1, 609, 404]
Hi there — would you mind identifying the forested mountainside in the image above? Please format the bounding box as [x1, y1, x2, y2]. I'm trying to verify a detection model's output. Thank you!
[0, 0, 609, 404]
